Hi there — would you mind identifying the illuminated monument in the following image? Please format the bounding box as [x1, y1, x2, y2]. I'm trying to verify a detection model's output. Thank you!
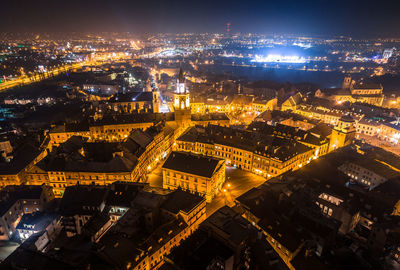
[174, 68, 191, 126]
[329, 114, 356, 152]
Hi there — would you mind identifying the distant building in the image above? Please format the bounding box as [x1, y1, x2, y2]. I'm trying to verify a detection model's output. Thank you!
[342, 74, 353, 89]
[108, 91, 155, 113]
[350, 83, 384, 106]
[162, 151, 225, 202]
[281, 92, 303, 111]
[319, 75, 384, 107]
[82, 84, 119, 96]
[383, 48, 394, 60]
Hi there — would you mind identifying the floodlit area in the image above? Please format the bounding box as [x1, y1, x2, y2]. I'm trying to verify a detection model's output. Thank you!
[251, 54, 309, 63]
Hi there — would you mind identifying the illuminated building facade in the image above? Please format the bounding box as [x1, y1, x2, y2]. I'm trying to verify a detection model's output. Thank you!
[355, 119, 380, 136]
[350, 83, 384, 106]
[28, 123, 175, 197]
[190, 101, 206, 114]
[173, 68, 191, 127]
[324, 76, 385, 107]
[329, 115, 356, 152]
[152, 88, 160, 113]
[130, 190, 207, 270]
[377, 123, 400, 144]
[0, 144, 49, 187]
[338, 159, 399, 190]
[162, 151, 226, 202]
[293, 104, 362, 126]
[281, 92, 303, 111]
[191, 97, 276, 115]
[49, 72, 228, 147]
[236, 144, 400, 269]
[175, 124, 321, 179]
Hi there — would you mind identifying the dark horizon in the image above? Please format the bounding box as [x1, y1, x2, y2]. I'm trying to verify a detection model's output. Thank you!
[2, 0, 400, 37]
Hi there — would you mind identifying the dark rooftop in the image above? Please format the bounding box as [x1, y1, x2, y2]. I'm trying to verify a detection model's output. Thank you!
[162, 189, 204, 214]
[162, 151, 224, 178]
[59, 185, 108, 216]
[0, 144, 42, 175]
[16, 212, 59, 232]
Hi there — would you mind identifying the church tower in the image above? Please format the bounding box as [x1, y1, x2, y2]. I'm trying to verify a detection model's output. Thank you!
[329, 114, 355, 152]
[174, 68, 191, 126]
[342, 74, 352, 89]
[152, 88, 160, 113]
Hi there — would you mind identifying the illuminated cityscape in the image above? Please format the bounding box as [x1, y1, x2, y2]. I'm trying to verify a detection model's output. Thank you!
[0, 0, 399, 269]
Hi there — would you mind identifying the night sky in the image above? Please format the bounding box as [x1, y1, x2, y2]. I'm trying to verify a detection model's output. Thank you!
[1, 0, 400, 36]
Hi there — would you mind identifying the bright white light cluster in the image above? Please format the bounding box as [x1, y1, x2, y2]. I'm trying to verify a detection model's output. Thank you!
[251, 54, 309, 63]
[292, 42, 312, 49]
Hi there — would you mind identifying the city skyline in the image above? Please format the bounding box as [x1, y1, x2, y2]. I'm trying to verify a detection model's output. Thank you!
[2, 0, 400, 37]
[0, 2, 399, 269]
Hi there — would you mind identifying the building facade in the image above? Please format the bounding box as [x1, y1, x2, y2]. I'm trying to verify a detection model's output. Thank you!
[162, 152, 226, 202]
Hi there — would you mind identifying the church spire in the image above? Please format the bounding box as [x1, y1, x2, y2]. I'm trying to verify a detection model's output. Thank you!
[178, 67, 185, 83]
[176, 67, 186, 94]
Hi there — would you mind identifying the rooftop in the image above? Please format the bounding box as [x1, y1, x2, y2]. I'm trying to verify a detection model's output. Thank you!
[59, 185, 108, 216]
[162, 151, 224, 178]
[161, 189, 204, 214]
[0, 144, 42, 175]
[16, 212, 59, 232]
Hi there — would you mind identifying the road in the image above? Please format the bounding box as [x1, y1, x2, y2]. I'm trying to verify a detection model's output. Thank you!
[0, 62, 86, 91]
[0, 54, 129, 92]
[147, 165, 267, 217]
